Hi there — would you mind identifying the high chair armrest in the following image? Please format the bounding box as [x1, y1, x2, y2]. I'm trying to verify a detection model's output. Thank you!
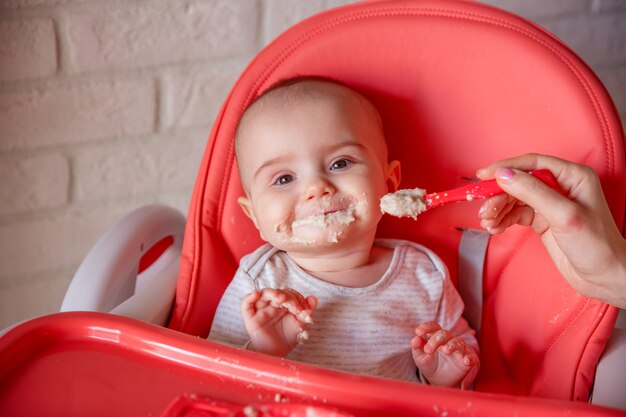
[591, 309, 626, 411]
[109, 253, 181, 326]
[61, 205, 185, 326]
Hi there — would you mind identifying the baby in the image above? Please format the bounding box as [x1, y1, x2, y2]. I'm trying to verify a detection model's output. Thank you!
[208, 78, 479, 389]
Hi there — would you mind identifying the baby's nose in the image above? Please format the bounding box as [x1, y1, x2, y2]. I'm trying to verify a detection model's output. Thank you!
[303, 176, 336, 200]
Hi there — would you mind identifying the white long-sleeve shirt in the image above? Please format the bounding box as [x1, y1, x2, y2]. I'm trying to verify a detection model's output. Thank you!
[209, 239, 478, 383]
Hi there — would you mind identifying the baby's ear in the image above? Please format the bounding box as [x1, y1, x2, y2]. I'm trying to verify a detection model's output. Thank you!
[238, 196, 260, 230]
[386, 160, 401, 192]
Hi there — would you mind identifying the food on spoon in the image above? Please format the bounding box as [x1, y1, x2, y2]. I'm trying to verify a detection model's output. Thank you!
[380, 188, 427, 219]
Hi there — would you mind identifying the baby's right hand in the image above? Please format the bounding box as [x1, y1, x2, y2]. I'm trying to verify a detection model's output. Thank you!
[241, 288, 317, 356]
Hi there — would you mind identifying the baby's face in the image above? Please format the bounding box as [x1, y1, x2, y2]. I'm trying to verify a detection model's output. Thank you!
[237, 90, 399, 254]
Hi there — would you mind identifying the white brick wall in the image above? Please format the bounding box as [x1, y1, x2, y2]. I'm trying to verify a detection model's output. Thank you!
[73, 129, 207, 202]
[0, 18, 57, 81]
[64, 2, 258, 73]
[0, 79, 157, 150]
[0, 0, 624, 329]
[162, 60, 248, 130]
[0, 153, 69, 215]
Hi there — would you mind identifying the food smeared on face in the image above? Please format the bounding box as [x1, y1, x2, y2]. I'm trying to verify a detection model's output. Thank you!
[273, 199, 367, 245]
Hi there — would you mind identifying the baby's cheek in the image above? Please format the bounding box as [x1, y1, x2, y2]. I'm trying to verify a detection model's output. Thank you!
[251, 210, 289, 243]
[269, 218, 293, 242]
[356, 194, 382, 221]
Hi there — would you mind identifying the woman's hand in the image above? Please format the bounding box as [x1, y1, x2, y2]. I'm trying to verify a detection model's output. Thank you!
[477, 153, 626, 308]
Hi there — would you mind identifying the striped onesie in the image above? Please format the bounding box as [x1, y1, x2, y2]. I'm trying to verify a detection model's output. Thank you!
[208, 239, 478, 383]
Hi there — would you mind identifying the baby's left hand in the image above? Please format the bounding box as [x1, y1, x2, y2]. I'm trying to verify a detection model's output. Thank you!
[411, 321, 479, 389]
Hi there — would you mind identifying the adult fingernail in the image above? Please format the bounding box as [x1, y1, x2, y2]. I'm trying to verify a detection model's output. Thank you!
[495, 167, 515, 182]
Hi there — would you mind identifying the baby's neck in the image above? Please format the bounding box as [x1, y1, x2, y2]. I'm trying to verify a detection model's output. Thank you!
[288, 244, 393, 288]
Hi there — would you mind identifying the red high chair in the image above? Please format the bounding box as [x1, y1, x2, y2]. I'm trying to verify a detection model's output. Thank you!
[1, 1, 625, 416]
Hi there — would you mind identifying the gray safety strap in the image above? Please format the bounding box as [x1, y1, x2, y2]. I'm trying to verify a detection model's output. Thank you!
[458, 228, 490, 337]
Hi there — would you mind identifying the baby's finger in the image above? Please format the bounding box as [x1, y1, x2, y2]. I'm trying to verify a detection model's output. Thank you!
[450, 347, 479, 367]
[283, 288, 310, 311]
[410, 335, 427, 351]
[441, 337, 467, 355]
[260, 288, 303, 313]
[280, 290, 313, 324]
[254, 299, 271, 310]
[257, 288, 286, 308]
[283, 287, 306, 303]
[306, 295, 318, 311]
[463, 351, 479, 367]
[412, 341, 439, 377]
[241, 291, 261, 320]
[302, 295, 318, 323]
[423, 329, 453, 354]
[252, 306, 287, 325]
[260, 288, 312, 324]
[415, 321, 442, 337]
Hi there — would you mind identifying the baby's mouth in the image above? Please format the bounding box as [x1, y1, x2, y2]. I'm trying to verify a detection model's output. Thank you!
[291, 207, 356, 230]
[272, 201, 362, 245]
[272, 197, 370, 246]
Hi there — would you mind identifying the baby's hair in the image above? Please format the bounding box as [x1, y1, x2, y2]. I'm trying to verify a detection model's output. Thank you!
[234, 75, 385, 160]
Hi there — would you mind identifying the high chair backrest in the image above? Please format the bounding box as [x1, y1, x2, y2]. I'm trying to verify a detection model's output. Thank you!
[169, 0, 625, 402]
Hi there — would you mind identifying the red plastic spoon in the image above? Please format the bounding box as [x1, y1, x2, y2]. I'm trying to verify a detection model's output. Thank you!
[380, 169, 561, 219]
[424, 169, 560, 209]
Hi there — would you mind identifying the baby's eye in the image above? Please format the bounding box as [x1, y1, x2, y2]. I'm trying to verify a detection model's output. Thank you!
[330, 159, 352, 170]
[274, 174, 294, 186]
